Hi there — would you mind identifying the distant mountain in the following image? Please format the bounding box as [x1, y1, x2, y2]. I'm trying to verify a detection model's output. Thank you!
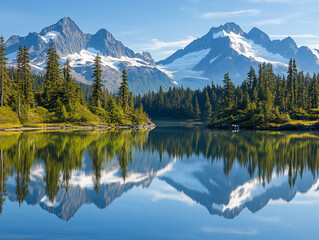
[4, 17, 173, 94]
[159, 158, 318, 219]
[158, 22, 319, 89]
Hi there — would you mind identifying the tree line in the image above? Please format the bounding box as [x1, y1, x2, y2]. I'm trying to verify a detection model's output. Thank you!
[136, 60, 319, 126]
[0, 36, 148, 126]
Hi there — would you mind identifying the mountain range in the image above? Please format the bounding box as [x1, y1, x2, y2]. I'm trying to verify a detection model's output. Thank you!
[4, 17, 173, 94]
[158, 22, 319, 88]
[4, 18, 319, 92]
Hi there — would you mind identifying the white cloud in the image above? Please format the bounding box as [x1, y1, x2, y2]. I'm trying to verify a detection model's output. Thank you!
[143, 36, 195, 51]
[201, 226, 258, 235]
[201, 9, 260, 19]
[255, 18, 284, 25]
[134, 36, 196, 60]
[254, 13, 304, 25]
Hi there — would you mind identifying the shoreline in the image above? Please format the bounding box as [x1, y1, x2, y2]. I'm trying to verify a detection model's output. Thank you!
[207, 123, 319, 131]
[0, 123, 156, 132]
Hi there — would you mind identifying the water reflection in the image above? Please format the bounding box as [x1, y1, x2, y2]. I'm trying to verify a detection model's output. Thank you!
[1, 128, 319, 221]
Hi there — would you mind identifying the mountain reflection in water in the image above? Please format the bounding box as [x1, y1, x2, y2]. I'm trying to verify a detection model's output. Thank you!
[1, 127, 319, 221]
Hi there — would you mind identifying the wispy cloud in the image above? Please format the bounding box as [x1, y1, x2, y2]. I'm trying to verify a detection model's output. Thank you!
[254, 12, 304, 25]
[132, 36, 195, 60]
[254, 18, 284, 25]
[201, 9, 260, 19]
[143, 36, 195, 51]
[201, 226, 258, 235]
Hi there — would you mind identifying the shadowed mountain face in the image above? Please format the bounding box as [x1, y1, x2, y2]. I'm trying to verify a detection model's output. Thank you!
[4, 17, 173, 94]
[158, 22, 319, 89]
[1, 128, 319, 221]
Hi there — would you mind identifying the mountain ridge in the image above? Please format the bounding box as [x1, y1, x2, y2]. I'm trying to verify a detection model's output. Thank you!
[4, 17, 173, 94]
[158, 22, 319, 89]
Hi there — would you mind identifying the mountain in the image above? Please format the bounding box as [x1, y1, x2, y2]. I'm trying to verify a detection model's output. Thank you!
[6, 150, 173, 221]
[4, 17, 173, 94]
[159, 158, 318, 219]
[158, 22, 319, 89]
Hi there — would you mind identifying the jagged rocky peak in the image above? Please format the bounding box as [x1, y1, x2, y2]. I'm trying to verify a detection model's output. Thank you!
[281, 36, 298, 49]
[209, 22, 244, 36]
[93, 28, 116, 43]
[40, 17, 83, 36]
[246, 27, 271, 45]
[136, 52, 156, 65]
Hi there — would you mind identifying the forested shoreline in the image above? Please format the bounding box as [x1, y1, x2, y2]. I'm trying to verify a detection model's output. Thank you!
[137, 59, 319, 128]
[0, 37, 149, 128]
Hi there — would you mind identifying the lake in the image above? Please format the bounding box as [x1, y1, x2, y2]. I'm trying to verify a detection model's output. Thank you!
[0, 122, 319, 239]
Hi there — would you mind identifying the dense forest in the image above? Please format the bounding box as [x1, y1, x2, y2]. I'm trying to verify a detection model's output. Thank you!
[0, 36, 148, 127]
[136, 60, 319, 127]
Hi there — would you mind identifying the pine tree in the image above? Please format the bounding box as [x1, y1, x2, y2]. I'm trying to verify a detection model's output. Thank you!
[129, 92, 134, 111]
[242, 91, 251, 110]
[107, 96, 118, 123]
[194, 96, 201, 119]
[118, 69, 129, 113]
[22, 44, 34, 107]
[62, 59, 79, 112]
[203, 90, 212, 120]
[43, 43, 62, 109]
[15, 44, 34, 118]
[222, 73, 235, 109]
[0, 36, 8, 107]
[286, 59, 295, 110]
[91, 54, 104, 108]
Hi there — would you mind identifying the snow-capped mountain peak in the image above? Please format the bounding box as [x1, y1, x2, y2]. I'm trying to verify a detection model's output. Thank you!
[5, 17, 173, 94]
[158, 22, 319, 89]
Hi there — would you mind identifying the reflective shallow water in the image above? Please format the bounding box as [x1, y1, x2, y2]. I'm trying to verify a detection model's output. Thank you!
[0, 123, 319, 239]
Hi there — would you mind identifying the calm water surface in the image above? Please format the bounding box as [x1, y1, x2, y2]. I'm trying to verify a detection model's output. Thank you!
[0, 122, 319, 239]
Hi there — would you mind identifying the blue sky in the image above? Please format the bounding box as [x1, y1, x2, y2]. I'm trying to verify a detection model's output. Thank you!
[1, 0, 319, 60]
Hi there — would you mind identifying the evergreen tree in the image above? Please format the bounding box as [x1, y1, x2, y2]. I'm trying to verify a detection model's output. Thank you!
[91, 54, 104, 108]
[43, 43, 62, 109]
[0, 36, 8, 107]
[222, 73, 235, 109]
[203, 90, 212, 120]
[194, 96, 201, 119]
[107, 96, 118, 123]
[22, 44, 34, 108]
[118, 69, 129, 113]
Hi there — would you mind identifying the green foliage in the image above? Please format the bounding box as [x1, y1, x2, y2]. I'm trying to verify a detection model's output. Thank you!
[91, 54, 104, 108]
[0, 42, 148, 127]
[118, 69, 129, 113]
[43, 43, 62, 109]
[0, 106, 21, 127]
[139, 59, 319, 128]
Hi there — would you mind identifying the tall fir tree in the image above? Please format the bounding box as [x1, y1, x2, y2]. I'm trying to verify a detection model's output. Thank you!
[0, 36, 8, 107]
[203, 90, 213, 120]
[194, 96, 201, 119]
[118, 69, 129, 113]
[43, 43, 62, 109]
[222, 73, 235, 109]
[91, 54, 104, 108]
